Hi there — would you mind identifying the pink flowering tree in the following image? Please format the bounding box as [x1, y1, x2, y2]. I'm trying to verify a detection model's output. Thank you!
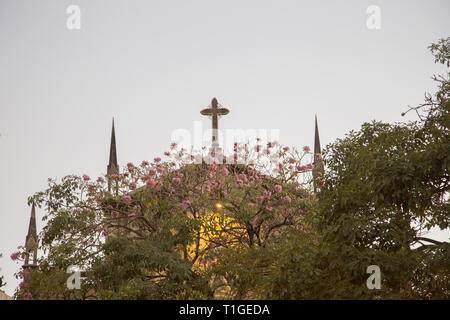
[13, 141, 322, 299]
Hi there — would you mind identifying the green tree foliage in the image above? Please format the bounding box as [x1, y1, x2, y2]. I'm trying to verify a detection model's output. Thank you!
[264, 38, 449, 299]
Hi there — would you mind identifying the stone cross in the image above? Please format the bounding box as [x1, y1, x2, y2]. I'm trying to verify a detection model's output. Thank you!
[200, 98, 229, 148]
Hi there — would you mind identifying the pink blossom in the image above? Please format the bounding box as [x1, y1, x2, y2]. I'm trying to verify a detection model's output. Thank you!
[146, 178, 156, 187]
[266, 206, 273, 211]
[315, 153, 323, 161]
[157, 167, 167, 176]
[283, 146, 290, 152]
[122, 195, 132, 204]
[19, 281, 26, 290]
[208, 163, 218, 172]
[141, 160, 149, 166]
[256, 196, 265, 204]
[82, 174, 90, 181]
[239, 173, 248, 183]
[129, 182, 136, 190]
[164, 151, 170, 156]
[23, 292, 32, 300]
[221, 167, 229, 177]
[127, 162, 135, 170]
[172, 177, 181, 185]
[175, 170, 184, 177]
[154, 157, 161, 163]
[10, 252, 20, 261]
[149, 169, 157, 176]
[112, 211, 120, 218]
[178, 200, 191, 210]
[170, 142, 177, 150]
[97, 177, 105, 183]
[274, 185, 282, 193]
[263, 191, 272, 199]
[98, 225, 108, 234]
[303, 146, 311, 153]
[283, 196, 292, 203]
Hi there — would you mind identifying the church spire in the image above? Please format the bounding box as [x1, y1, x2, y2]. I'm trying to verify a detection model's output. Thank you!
[24, 203, 38, 267]
[107, 118, 119, 192]
[314, 115, 321, 156]
[313, 115, 324, 193]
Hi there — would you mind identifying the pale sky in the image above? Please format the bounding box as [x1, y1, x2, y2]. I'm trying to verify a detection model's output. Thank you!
[0, 0, 449, 296]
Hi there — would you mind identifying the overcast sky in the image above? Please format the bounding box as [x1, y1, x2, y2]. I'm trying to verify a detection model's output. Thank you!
[1, 0, 449, 296]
